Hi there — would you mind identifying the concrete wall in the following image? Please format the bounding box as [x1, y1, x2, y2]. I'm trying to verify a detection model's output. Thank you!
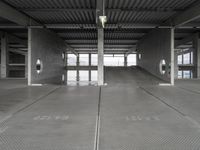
[137, 28, 173, 82]
[28, 28, 66, 85]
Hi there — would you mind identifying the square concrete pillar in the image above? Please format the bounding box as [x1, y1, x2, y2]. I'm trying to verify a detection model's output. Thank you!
[25, 53, 28, 78]
[89, 53, 91, 81]
[76, 54, 80, 81]
[124, 54, 128, 67]
[98, 28, 104, 86]
[170, 28, 175, 85]
[193, 33, 200, 78]
[174, 51, 179, 79]
[64, 52, 67, 84]
[1, 32, 9, 78]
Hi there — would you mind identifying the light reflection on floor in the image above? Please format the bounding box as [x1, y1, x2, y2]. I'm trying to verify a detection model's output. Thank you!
[67, 70, 98, 86]
[66, 81, 98, 86]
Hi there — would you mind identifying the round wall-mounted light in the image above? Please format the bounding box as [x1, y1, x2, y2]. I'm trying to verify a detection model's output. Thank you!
[62, 74, 65, 82]
[36, 59, 43, 74]
[138, 53, 142, 60]
[159, 59, 166, 75]
[62, 52, 65, 60]
[167, 63, 171, 77]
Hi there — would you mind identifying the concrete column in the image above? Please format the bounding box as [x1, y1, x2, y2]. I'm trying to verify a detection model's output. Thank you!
[1, 32, 9, 78]
[76, 54, 80, 81]
[96, 0, 105, 86]
[193, 33, 200, 78]
[124, 54, 128, 67]
[65, 52, 68, 83]
[25, 53, 28, 78]
[174, 51, 178, 79]
[98, 28, 104, 85]
[170, 28, 175, 85]
[189, 51, 193, 78]
[89, 53, 91, 81]
[28, 28, 32, 85]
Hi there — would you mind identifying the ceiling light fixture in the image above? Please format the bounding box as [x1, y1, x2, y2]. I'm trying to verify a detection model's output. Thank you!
[99, 16, 107, 28]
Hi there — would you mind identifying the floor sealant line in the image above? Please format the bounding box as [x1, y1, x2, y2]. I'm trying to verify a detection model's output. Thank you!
[94, 86, 102, 150]
[139, 86, 186, 117]
[0, 86, 61, 125]
[177, 86, 200, 95]
[140, 86, 200, 129]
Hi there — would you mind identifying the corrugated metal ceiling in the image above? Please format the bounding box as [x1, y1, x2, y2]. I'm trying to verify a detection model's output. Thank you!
[4, 0, 95, 9]
[0, 17, 17, 24]
[27, 11, 95, 24]
[4, 0, 197, 24]
[1, 0, 199, 53]
[5, 0, 195, 9]
[105, 0, 195, 9]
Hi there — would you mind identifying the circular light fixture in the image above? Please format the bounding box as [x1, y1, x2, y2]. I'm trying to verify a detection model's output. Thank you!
[62, 52, 65, 60]
[138, 53, 142, 60]
[159, 59, 166, 75]
[36, 59, 43, 74]
[62, 74, 65, 82]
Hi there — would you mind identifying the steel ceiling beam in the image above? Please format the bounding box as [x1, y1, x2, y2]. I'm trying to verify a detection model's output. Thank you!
[0, 23, 157, 29]
[65, 39, 139, 42]
[9, 48, 26, 55]
[0, 1, 41, 26]
[175, 33, 196, 48]
[2, 23, 200, 29]
[75, 51, 133, 54]
[20, 8, 182, 13]
[8, 34, 27, 46]
[163, 1, 200, 27]
[70, 43, 136, 46]
[46, 23, 158, 29]
[55, 30, 148, 34]
[64, 37, 141, 41]
[0, 31, 27, 48]
[66, 45, 78, 56]
[74, 48, 130, 50]
[125, 46, 137, 56]
[0, 1, 77, 55]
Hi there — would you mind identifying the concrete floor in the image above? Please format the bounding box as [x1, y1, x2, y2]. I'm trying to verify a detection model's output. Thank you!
[0, 67, 200, 149]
